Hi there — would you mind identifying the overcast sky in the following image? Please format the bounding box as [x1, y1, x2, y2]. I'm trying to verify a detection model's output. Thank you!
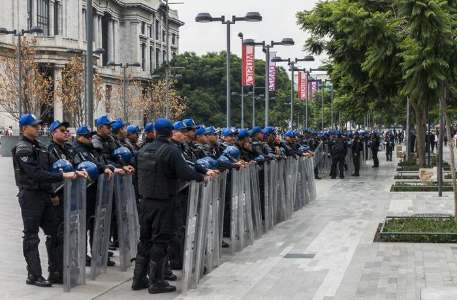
[176, 0, 324, 70]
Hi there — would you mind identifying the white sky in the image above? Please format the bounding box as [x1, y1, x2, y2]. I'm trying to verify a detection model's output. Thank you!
[175, 0, 324, 70]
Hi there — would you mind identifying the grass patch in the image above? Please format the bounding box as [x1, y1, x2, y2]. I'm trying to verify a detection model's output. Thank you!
[377, 216, 457, 243]
[390, 181, 453, 192]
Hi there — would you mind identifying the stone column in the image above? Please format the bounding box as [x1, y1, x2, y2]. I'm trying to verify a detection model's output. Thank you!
[107, 18, 114, 63]
[49, 1, 55, 36]
[93, 12, 97, 49]
[113, 20, 118, 62]
[53, 67, 64, 121]
[98, 15, 103, 48]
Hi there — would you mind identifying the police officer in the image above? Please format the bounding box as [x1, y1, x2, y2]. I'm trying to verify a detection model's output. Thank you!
[330, 134, 347, 179]
[193, 126, 210, 159]
[140, 122, 155, 148]
[135, 118, 210, 294]
[13, 114, 83, 287]
[92, 115, 134, 252]
[126, 125, 141, 152]
[72, 126, 114, 266]
[47, 120, 77, 283]
[385, 134, 395, 162]
[237, 129, 255, 161]
[351, 133, 363, 176]
[370, 133, 380, 168]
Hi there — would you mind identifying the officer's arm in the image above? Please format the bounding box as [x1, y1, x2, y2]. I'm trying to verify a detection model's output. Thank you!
[170, 147, 205, 182]
[15, 146, 63, 183]
[92, 138, 117, 170]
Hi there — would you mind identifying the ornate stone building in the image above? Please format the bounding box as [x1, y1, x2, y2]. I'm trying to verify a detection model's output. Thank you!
[0, 0, 183, 129]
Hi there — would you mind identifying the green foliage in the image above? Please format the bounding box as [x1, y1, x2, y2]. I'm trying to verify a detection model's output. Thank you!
[166, 52, 292, 128]
[383, 217, 457, 233]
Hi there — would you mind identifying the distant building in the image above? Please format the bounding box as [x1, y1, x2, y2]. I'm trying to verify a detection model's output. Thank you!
[0, 0, 183, 129]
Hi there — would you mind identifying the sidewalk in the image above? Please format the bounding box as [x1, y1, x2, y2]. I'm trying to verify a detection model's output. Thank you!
[0, 151, 456, 300]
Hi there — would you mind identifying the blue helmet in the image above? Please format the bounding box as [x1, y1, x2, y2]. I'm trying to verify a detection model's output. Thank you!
[77, 161, 99, 181]
[222, 146, 241, 160]
[254, 155, 265, 162]
[52, 159, 74, 173]
[195, 126, 206, 136]
[217, 155, 235, 169]
[127, 125, 140, 135]
[298, 145, 310, 154]
[113, 146, 132, 164]
[196, 157, 219, 170]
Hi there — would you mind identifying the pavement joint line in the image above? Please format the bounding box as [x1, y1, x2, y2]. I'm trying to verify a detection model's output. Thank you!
[90, 277, 133, 300]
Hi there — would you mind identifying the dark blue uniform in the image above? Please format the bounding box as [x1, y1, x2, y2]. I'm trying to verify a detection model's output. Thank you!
[13, 136, 64, 285]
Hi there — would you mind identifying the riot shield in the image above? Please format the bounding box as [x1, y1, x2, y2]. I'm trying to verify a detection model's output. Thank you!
[114, 174, 140, 271]
[63, 177, 87, 292]
[230, 169, 240, 253]
[90, 175, 114, 280]
[250, 164, 263, 238]
[182, 181, 201, 292]
[194, 180, 211, 284]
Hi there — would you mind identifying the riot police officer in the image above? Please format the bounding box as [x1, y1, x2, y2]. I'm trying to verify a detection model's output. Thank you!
[330, 134, 347, 179]
[72, 126, 114, 266]
[351, 133, 363, 176]
[126, 125, 141, 152]
[47, 120, 77, 283]
[140, 122, 155, 148]
[135, 118, 209, 294]
[370, 133, 380, 168]
[12, 114, 82, 287]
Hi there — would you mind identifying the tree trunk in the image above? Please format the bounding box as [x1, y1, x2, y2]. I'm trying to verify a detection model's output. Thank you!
[413, 105, 427, 167]
[440, 93, 457, 221]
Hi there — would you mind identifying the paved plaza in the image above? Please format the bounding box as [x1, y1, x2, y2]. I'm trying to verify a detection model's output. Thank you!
[1, 151, 457, 300]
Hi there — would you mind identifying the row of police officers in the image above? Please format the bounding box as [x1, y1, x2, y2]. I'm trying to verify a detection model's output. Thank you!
[13, 113, 315, 292]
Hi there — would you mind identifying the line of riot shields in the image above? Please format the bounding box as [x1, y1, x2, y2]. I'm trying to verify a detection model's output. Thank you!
[181, 156, 317, 292]
[62, 174, 139, 292]
[61, 156, 317, 293]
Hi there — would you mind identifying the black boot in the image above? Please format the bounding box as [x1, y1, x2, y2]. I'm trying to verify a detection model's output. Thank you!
[148, 260, 176, 294]
[164, 260, 177, 281]
[48, 271, 63, 284]
[131, 256, 149, 291]
[26, 274, 52, 287]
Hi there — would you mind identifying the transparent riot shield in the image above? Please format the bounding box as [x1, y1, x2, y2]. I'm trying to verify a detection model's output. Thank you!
[244, 165, 255, 245]
[182, 181, 201, 292]
[230, 169, 240, 253]
[63, 177, 87, 292]
[194, 180, 211, 285]
[250, 164, 263, 238]
[114, 174, 140, 271]
[90, 175, 114, 280]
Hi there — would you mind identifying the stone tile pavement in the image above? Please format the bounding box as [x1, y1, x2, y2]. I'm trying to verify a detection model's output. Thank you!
[1, 150, 457, 300]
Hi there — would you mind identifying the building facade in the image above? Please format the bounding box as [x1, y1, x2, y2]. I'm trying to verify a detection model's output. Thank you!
[0, 0, 183, 129]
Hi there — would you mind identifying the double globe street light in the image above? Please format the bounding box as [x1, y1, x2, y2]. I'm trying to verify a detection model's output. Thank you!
[196, 12, 262, 128]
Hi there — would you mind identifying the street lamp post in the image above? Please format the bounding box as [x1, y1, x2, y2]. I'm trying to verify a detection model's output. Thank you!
[272, 55, 314, 129]
[243, 38, 295, 127]
[196, 12, 262, 128]
[238, 32, 245, 129]
[310, 68, 329, 130]
[107, 62, 141, 122]
[0, 26, 43, 116]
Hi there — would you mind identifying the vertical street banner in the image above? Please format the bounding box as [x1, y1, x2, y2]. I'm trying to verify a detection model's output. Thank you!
[297, 71, 308, 101]
[269, 52, 277, 92]
[311, 80, 318, 97]
[242, 45, 255, 86]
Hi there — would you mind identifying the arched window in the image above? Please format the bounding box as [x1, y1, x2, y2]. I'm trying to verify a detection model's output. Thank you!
[37, 0, 50, 35]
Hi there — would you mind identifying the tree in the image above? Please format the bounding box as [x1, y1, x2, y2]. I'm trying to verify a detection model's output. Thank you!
[0, 37, 52, 120]
[170, 52, 291, 128]
[137, 79, 186, 121]
[55, 56, 104, 126]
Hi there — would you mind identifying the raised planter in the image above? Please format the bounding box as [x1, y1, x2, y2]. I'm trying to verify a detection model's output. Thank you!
[376, 215, 457, 243]
[390, 181, 453, 192]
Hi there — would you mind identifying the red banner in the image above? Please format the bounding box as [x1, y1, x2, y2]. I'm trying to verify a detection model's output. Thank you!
[268, 52, 277, 92]
[242, 45, 255, 86]
[297, 71, 308, 101]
